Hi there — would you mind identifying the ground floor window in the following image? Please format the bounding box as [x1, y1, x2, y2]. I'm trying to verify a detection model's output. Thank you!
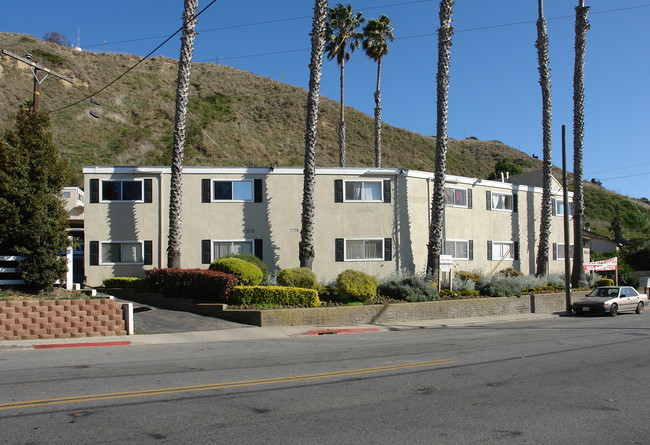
[443, 239, 472, 260]
[213, 240, 253, 259]
[345, 239, 383, 260]
[100, 242, 142, 264]
[489, 241, 514, 261]
[554, 243, 574, 260]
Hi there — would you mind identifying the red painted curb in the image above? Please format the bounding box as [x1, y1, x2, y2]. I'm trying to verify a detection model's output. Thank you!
[33, 341, 131, 349]
[290, 328, 380, 337]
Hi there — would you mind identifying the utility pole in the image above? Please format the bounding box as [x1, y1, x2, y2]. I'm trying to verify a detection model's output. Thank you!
[2, 49, 74, 111]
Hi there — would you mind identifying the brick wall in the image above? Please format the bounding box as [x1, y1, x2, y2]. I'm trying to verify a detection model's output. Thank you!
[0, 299, 127, 340]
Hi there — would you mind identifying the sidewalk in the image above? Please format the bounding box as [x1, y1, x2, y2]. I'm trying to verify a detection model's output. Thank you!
[0, 313, 558, 350]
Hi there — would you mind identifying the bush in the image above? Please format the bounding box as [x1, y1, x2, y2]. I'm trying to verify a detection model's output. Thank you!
[231, 286, 320, 307]
[457, 271, 482, 283]
[221, 253, 268, 282]
[145, 268, 237, 302]
[102, 277, 148, 292]
[596, 278, 615, 287]
[499, 267, 522, 277]
[477, 276, 521, 298]
[277, 267, 319, 290]
[378, 276, 438, 302]
[209, 258, 262, 286]
[336, 270, 379, 302]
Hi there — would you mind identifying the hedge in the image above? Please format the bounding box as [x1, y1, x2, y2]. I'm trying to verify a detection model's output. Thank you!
[221, 253, 269, 282]
[336, 270, 379, 302]
[230, 286, 321, 307]
[102, 277, 148, 292]
[209, 258, 263, 286]
[277, 267, 320, 290]
[145, 268, 237, 302]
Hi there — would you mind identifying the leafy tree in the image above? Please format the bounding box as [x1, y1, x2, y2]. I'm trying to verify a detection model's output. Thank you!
[362, 15, 394, 168]
[325, 3, 364, 167]
[487, 158, 524, 180]
[0, 108, 70, 290]
[43, 32, 70, 47]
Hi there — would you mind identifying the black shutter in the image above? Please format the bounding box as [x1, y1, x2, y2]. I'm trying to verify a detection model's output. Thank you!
[467, 189, 473, 209]
[552, 198, 557, 216]
[487, 241, 493, 261]
[335, 238, 344, 262]
[512, 193, 518, 213]
[202, 179, 211, 203]
[552, 243, 557, 260]
[144, 179, 152, 203]
[384, 238, 392, 261]
[254, 239, 263, 260]
[144, 240, 153, 265]
[90, 179, 99, 203]
[514, 241, 519, 261]
[201, 240, 211, 264]
[334, 180, 343, 202]
[383, 180, 391, 203]
[254, 179, 263, 203]
[89, 241, 99, 266]
[468, 240, 473, 260]
[486, 190, 492, 210]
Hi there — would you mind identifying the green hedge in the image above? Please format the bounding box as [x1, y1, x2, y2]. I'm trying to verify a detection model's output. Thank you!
[221, 253, 269, 282]
[336, 270, 378, 302]
[209, 258, 263, 286]
[145, 268, 237, 302]
[230, 286, 321, 307]
[277, 267, 319, 290]
[102, 277, 148, 291]
[597, 278, 615, 287]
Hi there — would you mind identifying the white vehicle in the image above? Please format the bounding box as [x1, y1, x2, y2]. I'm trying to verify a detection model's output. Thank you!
[572, 286, 645, 317]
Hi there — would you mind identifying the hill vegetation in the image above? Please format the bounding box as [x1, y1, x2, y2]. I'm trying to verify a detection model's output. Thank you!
[1, 32, 648, 238]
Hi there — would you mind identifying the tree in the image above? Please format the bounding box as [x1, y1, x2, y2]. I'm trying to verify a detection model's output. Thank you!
[487, 158, 524, 180]
[571, 0, 590, 287]
[0, 108, 70, 291]
[363, 15, 394, 168]
[535, 0, 553, 277]
[168, 0, 199, 268]
[325, 3, 364, 167]
[427, 0, 454, 275]
[300, 0, 328, 269]
[43, 32, 70, 47]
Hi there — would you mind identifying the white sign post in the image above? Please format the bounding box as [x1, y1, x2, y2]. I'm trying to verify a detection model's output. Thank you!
[440, 255, 453, 292]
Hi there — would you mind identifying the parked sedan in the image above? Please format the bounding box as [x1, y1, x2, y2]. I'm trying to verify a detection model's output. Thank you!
[572, 286, 645, 316]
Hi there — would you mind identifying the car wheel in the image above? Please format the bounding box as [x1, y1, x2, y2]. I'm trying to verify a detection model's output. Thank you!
[636, 302, 644, 314]
[610, 304, 618, 317]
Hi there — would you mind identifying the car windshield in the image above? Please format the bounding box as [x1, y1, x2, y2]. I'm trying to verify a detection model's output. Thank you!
[587, 288, 619, 298]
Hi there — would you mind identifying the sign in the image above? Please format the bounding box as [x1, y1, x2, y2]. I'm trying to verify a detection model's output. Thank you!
[440, 255, 453, 272]
[583, 257, 617, 271]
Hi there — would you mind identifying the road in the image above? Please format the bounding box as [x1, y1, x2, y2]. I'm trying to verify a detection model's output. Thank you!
[1, 313, 649, 444]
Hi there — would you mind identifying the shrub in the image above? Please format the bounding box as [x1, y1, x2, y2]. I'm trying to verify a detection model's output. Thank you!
[457, 271, 482, 283]
[499, 267, 522, 277]
[145, 268, 237, 302]
[336, 270, 379, 302]
[230, 286, 320, 307]
[221, 253, 268, 282]
[102, 277, 148, 292]
[597, 278, 615, 287]
[277, 267, 319, 290]
[378, 276, 438, 302]
[451, 276, 476, 293]
[209, 258, 262, 286]
[477, 276, 521, 298]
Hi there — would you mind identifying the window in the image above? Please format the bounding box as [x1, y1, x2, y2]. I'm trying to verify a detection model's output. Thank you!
[490, 192, 513, 211]
[489, 241, 514, 261]
[554, 199, 573, 216]
[554, 243, 574, 260]
[213, 240, 253, 259]
[345, 239, 384, 260]
[100, 242, 142, 264]
[443, 240, 472, 260]
[445, 187, 469, 207]
[101, 180, 142, 202]
[344, 181, 383, 201]
[62, 191, 71, 199]
[213, 180, 253, 201]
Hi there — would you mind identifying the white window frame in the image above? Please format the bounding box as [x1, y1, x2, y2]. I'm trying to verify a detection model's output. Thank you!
[491, 241, 514, 261]
[211, 179, 254, 202]
[555, 243, 574, 260]
[443, 239, 469, 260]
[490, 192, 513, 212]
[444, 187, 468, 208]
[343, 180, 383, 202]
[344, 238, 384, 261]
[555, 200, 574, 216]
[99, 241, 144, 265]
[99, 179, 143, 203]
[211, 239, 254, 261]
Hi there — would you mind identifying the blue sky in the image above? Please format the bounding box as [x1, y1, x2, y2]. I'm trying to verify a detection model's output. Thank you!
[3, 1, 649, 199]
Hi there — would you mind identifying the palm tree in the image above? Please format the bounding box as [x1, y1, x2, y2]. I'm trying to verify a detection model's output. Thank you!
[571, 0, 590, 287]
[300, 0, 328, 269]
[535, 0, 553, 277]
[325, 3, 364, 167]
[168, 0, 199, 268]
[363, 15, 394, 168]
[427, 0, 454, 275]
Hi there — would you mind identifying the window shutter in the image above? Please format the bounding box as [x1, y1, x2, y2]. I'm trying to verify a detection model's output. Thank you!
[486, 191, 492, 210]
[514, 241, 519, 261]
[467, 189, 473, 209]
[90, 179, 99, 203]
[254, 179, 263, 203]
[254, 239, 263, 260]
[512, 193, 518, 213]
[202, 179, 211, 203]
[89, 241, 99, 265]
[487, 240, 493, 261]
[201, 240, 211, 264]
[468, 240, 473, 260]
[383, 180, 391, 203]
[334, 180, 343, 202]
[384, 238, 392, 261]
[552, 198, 557, 216]
[552, 243, 557, 260]
[335, 238, 344, 262]
[144, 240, 153, 265]
[144, 179, 152, 203]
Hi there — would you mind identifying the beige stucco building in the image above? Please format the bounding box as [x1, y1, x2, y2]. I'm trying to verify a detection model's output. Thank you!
[82, 166, 574, 286]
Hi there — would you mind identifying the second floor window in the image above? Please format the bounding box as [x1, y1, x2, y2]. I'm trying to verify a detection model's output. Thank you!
[445, 187, 468, 207]
[213, 180, 253, 201]
[345, 181, 383, 201]
[101, 180, 142, 202]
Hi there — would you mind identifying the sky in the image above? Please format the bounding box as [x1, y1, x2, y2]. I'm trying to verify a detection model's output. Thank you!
[2, 1, 649, 199]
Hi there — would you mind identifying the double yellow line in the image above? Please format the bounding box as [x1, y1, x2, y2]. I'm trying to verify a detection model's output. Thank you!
[1, 358, 454, 411]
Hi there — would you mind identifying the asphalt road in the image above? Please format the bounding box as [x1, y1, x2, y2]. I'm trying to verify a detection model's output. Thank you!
[1, 313, 649, 444]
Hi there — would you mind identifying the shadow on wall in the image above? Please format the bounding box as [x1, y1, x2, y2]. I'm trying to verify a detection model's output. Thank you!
[396, 174, 415, 273]
[512, 190, 521, 273]
[106, 176, 140, 279]
[242, 176, 280, 277]
[526, 189, 537, 275]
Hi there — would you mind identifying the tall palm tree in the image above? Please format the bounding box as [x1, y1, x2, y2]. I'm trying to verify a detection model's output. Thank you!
[535, 0, 553, 277]
[325, 3, 364, 167]
[427, 0, 454, 275]
[300, 0, 328, 269]
[363, 15, 394, 168]
[168, 0, 198, 268]
[571, 0, 590, 287]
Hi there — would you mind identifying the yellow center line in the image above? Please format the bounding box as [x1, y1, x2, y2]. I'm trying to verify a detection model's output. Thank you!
[1, 359, 455, 411]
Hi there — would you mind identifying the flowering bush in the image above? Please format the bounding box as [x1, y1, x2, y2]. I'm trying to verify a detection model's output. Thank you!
[145, 268, 237, 302]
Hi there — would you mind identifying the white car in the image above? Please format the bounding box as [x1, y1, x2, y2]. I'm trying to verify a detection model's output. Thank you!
[572, 286, 646, 317]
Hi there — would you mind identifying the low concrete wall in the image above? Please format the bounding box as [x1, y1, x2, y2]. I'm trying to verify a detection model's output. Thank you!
[0, 299, 128, 340]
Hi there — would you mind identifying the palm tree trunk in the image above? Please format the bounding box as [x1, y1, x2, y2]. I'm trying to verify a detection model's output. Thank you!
[339, 61, 346, 167]
[168, 0, 198, 269]
[300, 0, 328, 269]
[427, 0, 454, 275]
[535, 0, 553, 277]
[572, 1, 590, 287]
[374, 57, 382, 168]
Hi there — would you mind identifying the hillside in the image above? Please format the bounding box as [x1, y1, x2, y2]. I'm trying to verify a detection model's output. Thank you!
[1, 32, 648, 237]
